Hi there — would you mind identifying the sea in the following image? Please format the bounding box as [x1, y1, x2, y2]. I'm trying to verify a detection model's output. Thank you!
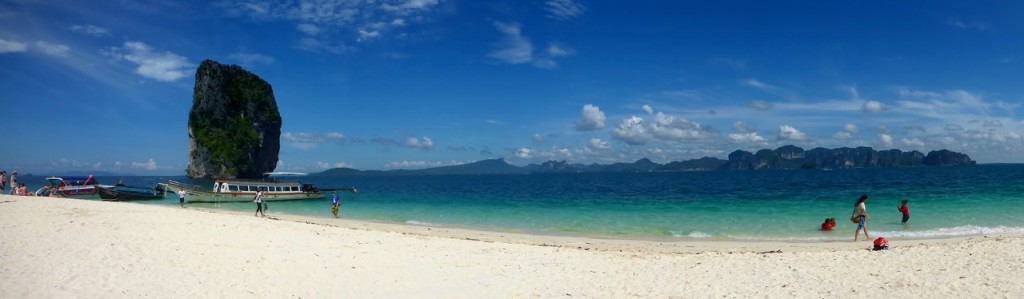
[13, 164, 1024, 242]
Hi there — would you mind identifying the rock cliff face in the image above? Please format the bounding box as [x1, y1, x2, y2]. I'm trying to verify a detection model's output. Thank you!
[187, 59, 281, 179]
[721, 146, 973, 170]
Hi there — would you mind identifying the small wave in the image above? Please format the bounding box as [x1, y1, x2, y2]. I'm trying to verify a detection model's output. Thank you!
[405, 220, 440, 227]
[874, 225, 1024, 239]
[670, 230, 712, 238]
[727, 225, 1024, 241]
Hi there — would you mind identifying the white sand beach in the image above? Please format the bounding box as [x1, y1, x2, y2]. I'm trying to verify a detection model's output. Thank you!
[1, 194, 1021, 298]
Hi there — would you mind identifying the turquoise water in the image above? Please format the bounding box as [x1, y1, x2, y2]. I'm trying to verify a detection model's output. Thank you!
[15, 165, 1024, 241]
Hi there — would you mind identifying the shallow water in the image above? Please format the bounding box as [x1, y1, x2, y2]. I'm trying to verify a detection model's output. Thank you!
[15, 164, 1024, 240]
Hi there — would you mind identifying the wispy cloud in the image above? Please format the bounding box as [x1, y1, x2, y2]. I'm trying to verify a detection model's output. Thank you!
[218, 0, 443, 51]
[104, 41, 192, 82]
[489, 21, 533, 64]
[69, 24, 111, 37]
[489, 22, 574, 69]
[372, 135, 436, 151]
[384, 160, 463, 169]
[0, 39, 28, 53]
[544, 0, 585, 21]
[946, 19, 992, 31]
[282, 132, 346, 149]
[34, 41, 69, 56]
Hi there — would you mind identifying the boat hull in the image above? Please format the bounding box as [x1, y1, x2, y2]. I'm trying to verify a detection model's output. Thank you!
[162, 182, 325, 203]
[98, 186, 166, 201]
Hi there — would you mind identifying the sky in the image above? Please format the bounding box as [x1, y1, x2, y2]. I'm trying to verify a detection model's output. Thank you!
[1, 1, 1023, 175]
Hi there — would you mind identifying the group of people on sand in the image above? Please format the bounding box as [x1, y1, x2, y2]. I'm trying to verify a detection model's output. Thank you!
[0, 170, 61, 197]
[821, 195, 911, 242]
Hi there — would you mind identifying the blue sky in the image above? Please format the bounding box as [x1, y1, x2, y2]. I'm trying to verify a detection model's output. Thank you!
[2, 1, 1023, 175]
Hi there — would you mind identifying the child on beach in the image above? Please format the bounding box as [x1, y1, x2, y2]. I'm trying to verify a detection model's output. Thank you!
[331, 191, 341, 218]
[820, 217, 836, 231]
[897, 200, 910, 223]
[852, 195, 871, 241]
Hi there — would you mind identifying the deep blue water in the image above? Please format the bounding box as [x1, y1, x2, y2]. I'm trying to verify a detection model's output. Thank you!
[13, 164, 1024, 241]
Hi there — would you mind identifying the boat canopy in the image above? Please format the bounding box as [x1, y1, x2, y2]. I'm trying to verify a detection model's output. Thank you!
[46, 176, 99, 186]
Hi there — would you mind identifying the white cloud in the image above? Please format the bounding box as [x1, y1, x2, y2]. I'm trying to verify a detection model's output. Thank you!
[34, 41, 69, 56]
[515, 148, 533, 159]
[611, 116, 652, 145]
[641, 104, 653, 115]
[843, 123, 859, 134]
[741, 78, 775, 90]
[777, 125, 808, 141]
[834, 123, 859, 140]
[317, 161, 352, 169]
[876, 133, 894, 148]
[862, 100, 887, 113]
[546, 43, 574, 57]
[489, 21, 533, 64]
[297, 23, 322, 35]
[131, 158, 158, 170]
[229, 51, 275, 65]
[384, 160, 464, 169]
[381, 0, 439, 14]
[69, 24, 111, 37]
[589, 138, 610, 150]
[282, 132, 346, 149]
[0, 39, 28, 53]
[732, 121, 756, 134]
[489, 22, 573, 69]
[533, 133, 544, 144]
[105, 41, 192, 82]
[544, 0, 585, 20]
[219, 0, 441, 50]
[901, 138, 924, 148]
[649, 112, 709, 140]
[575, 104, 605, 131]
[729, 132, 767, 143]
[405, 136, 435, 151]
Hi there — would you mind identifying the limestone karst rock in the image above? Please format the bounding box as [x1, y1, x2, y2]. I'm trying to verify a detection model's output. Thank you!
[187, 59, 281, 179]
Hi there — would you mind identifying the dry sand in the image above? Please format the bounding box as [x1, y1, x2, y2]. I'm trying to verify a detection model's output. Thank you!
[1, 194, 1021, 298]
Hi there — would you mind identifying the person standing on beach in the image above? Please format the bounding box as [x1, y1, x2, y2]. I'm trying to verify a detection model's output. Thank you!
[331, 191, 341, 218]
[0, 171, 6, 193]
[898, 200, 910, 223]
[852, 195, 871, 241]
[9, 171, 17, 195]
[254, 190, 265, 217]
[177, 190, 186, 208]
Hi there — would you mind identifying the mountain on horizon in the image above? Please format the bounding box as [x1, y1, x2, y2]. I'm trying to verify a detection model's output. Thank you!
[313, 145, 976, 176]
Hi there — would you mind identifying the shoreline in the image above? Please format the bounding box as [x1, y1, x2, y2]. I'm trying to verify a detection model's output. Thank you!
[9, 194, 1020, 254]
[3, 194, 1023, 297]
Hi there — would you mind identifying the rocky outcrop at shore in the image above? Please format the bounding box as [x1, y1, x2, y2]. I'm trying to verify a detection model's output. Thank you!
[186, 59, 281, 179]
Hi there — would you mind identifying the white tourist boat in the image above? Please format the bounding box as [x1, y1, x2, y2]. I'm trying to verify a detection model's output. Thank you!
[162, 172, 351, 203]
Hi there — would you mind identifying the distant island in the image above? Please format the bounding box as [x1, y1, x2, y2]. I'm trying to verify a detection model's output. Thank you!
[315, 145, 975, 176]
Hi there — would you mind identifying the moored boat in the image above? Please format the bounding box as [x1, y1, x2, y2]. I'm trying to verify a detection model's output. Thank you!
[40, 175, 106, 197]
[161, 173, 350, 203]
[97, 182, 166, 201]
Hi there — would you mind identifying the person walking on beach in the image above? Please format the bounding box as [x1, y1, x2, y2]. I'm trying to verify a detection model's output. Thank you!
[177, 189, 187, 208]
[898, 200, 910, 223]
[254, 190, 265, 217]
[852, 195, 871, 241]
[0, 171, 6, 193]
[330, 191, 341, 218]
